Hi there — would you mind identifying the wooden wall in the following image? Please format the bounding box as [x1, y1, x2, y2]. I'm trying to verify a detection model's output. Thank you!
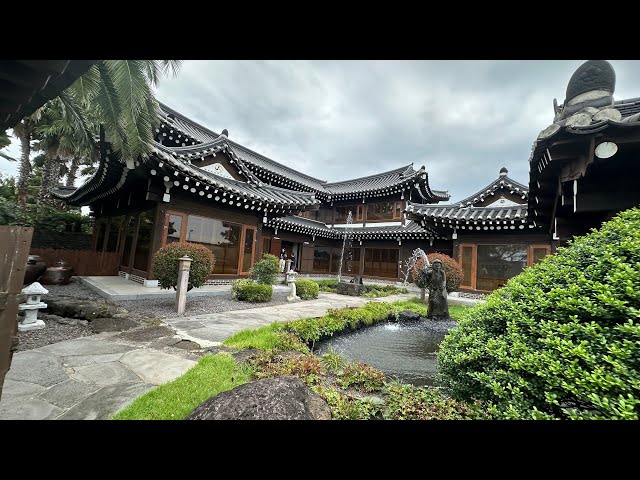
[30, 248, 120, 276]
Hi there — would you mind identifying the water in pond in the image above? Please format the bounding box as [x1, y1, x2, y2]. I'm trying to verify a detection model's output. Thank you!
[314, 319, 456, 386]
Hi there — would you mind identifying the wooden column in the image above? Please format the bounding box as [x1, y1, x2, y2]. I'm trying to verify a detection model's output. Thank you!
[0, 226, 33, 400]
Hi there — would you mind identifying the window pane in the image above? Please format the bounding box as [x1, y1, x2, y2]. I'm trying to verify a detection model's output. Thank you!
[120, 215, 137, 268]
[105, 216, 123, 252]
[476, 244, 527, 291]
[242, 228, 255, 272]
[187, 215, 241, 275]
[94, 222, 106, 252]
[363, 248, 398, 278]
[366, 202, 396, 221]
[335, 206, 355, 223]
[532, 247, 549, 265]
[166, 214, 182, 244]
[133, 209, 155, 272]
[461, 246, 473, 287]
[313, 247, 331, 273]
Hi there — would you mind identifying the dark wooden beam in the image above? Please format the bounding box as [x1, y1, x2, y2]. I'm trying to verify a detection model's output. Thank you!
[576, 191, 640, 213]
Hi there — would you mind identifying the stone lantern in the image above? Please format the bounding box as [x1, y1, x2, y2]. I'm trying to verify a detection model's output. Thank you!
[18, 282, 48, 332]
[285, 269, 300, 302]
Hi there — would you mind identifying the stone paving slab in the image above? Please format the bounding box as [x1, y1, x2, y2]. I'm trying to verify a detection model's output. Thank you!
[57, 382, 153, 420]
[120, 350, 196, 385]
[37, 335, 137, 357]
[71, 361, 143, 386]
[37, 379, 101, 409]
[61, 352, 127, 368]
[0, 398, 63, 420]
[0, 379, 46, 404]
[5, 351, 68, 388]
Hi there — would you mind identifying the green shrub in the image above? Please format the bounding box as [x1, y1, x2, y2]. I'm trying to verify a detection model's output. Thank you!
[320, 346, 346, 373]
[438, 207, 640, 420]
[152, 242, 215, 291]
[383, 382, 491, 420]
[362, 284, 409, 297]
[232, 278, 273, 302]
[295, 279, 319, 299]
[249, 254, 280, 284]
[413, 253, 463, 292]
[317, 279, 338, 293]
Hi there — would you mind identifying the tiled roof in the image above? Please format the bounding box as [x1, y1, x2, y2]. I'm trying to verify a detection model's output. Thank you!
[266, 215, 444, 239]
[406, 202, 535, 231]
[156, 102, 448, 203]
[455, 173, 528, 207]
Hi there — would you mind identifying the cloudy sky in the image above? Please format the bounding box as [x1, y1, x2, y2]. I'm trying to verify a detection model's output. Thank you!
[2, 60, 639, 202]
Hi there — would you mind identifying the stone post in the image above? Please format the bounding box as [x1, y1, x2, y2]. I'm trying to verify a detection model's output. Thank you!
[285, 259, 292, 274]
[420, 288, 426, 303]
[176, 256, 192, 315]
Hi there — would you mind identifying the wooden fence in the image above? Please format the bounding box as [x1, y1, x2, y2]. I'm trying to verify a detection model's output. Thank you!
[30, 248, 120, 276]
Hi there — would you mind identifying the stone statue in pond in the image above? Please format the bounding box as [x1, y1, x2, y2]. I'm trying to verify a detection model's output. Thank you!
[417, 258, 450, 320]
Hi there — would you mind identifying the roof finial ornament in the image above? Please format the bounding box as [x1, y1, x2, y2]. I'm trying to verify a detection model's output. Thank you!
[221, 129, 229, 137]
[499, 166, 508, 176]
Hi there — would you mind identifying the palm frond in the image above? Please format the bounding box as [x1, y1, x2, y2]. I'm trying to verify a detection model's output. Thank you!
[93, 62, 129, 159]
[68, 65, 101, 103]
[160, 60, 183, 78]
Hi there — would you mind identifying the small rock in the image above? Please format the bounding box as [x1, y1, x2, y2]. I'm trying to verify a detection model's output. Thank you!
[396, 310, 421, 322]
[186, 376, 331, 420]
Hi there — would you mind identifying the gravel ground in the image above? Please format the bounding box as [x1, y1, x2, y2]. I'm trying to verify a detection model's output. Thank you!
[43, 278, 104, 302]
[115, 291, 292, 319]
[17, 317, 93, 352]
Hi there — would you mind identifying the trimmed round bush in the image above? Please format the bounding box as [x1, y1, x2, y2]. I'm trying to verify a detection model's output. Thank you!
[152, 242, 215, 291]
[249, 254, 280, 284]
[232, 278, 273, 302]
[437, 207, 640, 420]
[296, 279, 319, 300]
[413, 253, 463, 292]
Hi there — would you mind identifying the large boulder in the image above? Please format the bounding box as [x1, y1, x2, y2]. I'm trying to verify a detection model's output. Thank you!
[186, 376, 331, 420]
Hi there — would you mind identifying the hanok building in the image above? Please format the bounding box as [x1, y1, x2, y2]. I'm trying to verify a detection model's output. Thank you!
[53, 59, 640, 292]
[405, 167, 553, 292]
[53, 103, 450, 286]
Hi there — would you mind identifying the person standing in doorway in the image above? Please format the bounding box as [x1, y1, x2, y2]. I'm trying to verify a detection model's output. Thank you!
[279, 248, 287, 273]
[290, 252, 297, 272]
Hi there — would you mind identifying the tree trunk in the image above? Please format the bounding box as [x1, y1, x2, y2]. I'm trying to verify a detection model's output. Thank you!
[420, 288, 426, 303]
[39, 156, 65, 207]
[66, 156, 80, 187]
[16, 122, 32, 208]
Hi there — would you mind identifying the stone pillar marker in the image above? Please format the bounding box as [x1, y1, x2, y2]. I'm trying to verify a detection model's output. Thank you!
[285, 259, 292, 274]
[18, 282, 48, 332]
[176, 256, 192, 315]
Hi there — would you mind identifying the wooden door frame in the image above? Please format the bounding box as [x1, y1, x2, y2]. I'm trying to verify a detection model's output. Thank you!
[458, 243, 477, 290]
[528, 244, 551, 267]
[119, 214, 140, 274]
[162, 210, 188, 247]
[238, 225, 256, 275]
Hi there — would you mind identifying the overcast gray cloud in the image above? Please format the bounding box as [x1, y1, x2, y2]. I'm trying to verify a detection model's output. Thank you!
[3, 60, 639, 202]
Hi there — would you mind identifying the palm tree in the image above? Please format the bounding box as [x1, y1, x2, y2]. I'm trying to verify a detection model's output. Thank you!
[15, 60, 182, 205]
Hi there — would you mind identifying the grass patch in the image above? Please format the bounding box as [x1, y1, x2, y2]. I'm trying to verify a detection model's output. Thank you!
[223, 323, 310, 353]
[112, 354, 251, 420]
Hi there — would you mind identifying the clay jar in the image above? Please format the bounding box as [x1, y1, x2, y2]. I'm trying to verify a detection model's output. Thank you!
[24, 255, 47, 284]
[40, 260, 74, 285]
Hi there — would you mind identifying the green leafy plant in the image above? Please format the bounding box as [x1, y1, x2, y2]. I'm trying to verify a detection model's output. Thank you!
[320, 345, 346, 373]
[312, 385, 382, 420]
[362, 284, 409, 297]
[339, 361, 385, 392]
[295, 279, 320, 299]
[438, 207, 640, 420]
[231, 278, 273, 302]
[413, 253, 463, 292]
[249, 254, 280, 284]
[151, 241, 215, 291]
[383, 382, 491, 420]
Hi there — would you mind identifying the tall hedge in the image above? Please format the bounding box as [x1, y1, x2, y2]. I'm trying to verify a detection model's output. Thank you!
[413, 253, 463, 293]
[437, 207, 640, 419]
[152, 242, 215, 291]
